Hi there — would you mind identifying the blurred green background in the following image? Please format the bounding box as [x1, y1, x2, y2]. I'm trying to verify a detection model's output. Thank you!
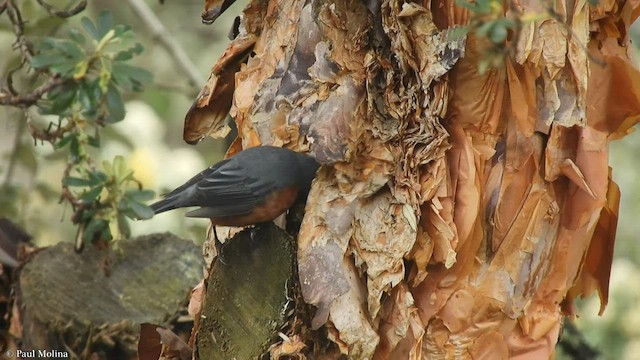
[0, 0, 248, 244]
[0, 1, 638, 358]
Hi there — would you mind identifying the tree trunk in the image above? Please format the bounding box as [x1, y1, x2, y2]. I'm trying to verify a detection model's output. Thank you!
[187, 0, 640, 358]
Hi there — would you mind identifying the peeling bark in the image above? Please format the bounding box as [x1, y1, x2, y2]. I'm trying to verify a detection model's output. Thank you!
[189, 0, 640, 358]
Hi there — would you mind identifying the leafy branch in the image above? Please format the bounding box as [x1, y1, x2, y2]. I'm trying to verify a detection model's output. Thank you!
[64, 156, 155, 251]
[452, 0, 528, 73]
[0, 5, 155, 250]
[35, 0, 87, 18]
[454, 0, 602, 73]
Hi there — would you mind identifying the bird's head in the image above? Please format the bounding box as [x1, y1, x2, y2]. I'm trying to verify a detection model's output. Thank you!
[296, 154, 321, 194]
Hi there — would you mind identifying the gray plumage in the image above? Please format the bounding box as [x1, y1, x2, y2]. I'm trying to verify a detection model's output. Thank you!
[150, 146, 320, 219]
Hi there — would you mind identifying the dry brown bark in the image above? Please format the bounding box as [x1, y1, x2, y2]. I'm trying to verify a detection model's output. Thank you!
[186, 0, 640, 358]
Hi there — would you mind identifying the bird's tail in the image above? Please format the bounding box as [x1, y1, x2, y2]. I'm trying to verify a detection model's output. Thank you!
[149, 198, 178, 215]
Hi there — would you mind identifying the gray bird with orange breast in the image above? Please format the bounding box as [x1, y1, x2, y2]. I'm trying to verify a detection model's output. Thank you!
[150, 146, 320, 228]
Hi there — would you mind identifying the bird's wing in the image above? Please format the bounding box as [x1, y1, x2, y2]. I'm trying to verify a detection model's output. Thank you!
[191, 159, 278, 217]
[162, 159, 231, 198]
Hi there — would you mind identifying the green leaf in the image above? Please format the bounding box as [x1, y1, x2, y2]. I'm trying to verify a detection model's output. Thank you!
[111, 71, 132, 91]
[456, 0, 493, 14]
[30, 54, 68, 68]
[69, 28, 86, 44]
[55, 40, 84, 59]
[102, 159, 113, 177]
[114, 50, 132, 62]
[41, 37, 62, 50]
[50, 60, 79, 77]
[97, 11, 114, 39]
[105, 83, 126, 123]
[88, 170, 108, 184]
[114, 43, 144, 62]
[500, 18, 517, 29]
[112, 62, 152, 91]
[111, 155, 133, 183]
[477, 0, 493, 13]
[131, 42, 144, 55]
[34, 38, 55, 52]
[77, 81, 101, 118]
[478, 58, 491, 75]
[490, 23, 508, 43]
[77, 85, 90, 108]
[80, 185, 103, 203]
[126, 189, 155, 202]
[103, 226, 113, 241]
[113, 155, 125, 176]
[70, 136, 81, 163]
[83, 218, 109, 243]
[55, 134, 74, 149]
[81, 17, 99, 40]
[79, 208, 97, 222]
[113, 24, 132, 38]
[127, 200, 155, 220]
[117, 213, 131, 238]
[31, 38, 85, 76]
[63, 176, 93, 187]
[47, 85, 77, 114]
[476, 21, 495, 38]
[88, 135, 101, 148]
[455, 0, 476, 11]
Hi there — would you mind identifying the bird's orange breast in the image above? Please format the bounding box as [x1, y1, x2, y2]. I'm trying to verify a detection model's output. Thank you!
[209, 186, 299, 227]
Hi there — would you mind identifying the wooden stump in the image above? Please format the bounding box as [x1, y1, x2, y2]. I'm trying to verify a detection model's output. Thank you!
[196, 223, 298, 359]
[15, 233, 203, 359]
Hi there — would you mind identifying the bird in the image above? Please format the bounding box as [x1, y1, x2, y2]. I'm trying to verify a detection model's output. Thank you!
[150, 145, 320, 232]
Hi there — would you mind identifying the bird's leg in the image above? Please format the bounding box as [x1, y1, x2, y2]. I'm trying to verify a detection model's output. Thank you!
[213, 226, 227, 265]
[250, 223, 269, 245]
[250, 225, 259, 243]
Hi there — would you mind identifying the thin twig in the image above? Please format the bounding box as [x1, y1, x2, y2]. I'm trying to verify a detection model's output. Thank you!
[60, 162, 84, 213]
[0, 0, 8, 16]
[6, 0, 33, 60]
[34, 0, 87, 18]
[0, 77, 65, 107]
[3, 114, 27, 187]
[5, 58, 27, 96]
[27, 115, 74, 143]
[124, 0, 203, 92]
